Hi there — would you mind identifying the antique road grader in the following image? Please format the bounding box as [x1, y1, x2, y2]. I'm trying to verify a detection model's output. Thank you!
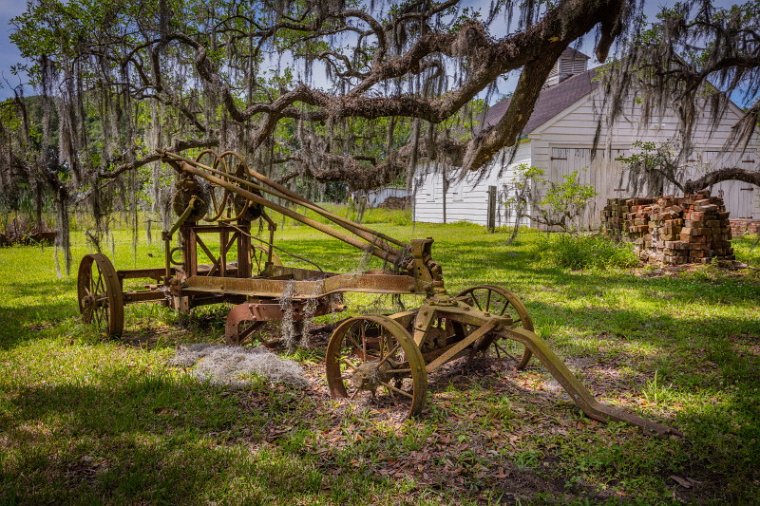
[77, 150, 676, 435]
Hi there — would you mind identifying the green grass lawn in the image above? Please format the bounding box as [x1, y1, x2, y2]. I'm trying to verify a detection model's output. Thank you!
[1, 215, 759, 505]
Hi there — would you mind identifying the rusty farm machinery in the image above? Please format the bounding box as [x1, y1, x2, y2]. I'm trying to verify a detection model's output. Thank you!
[77, 150, 675, 435]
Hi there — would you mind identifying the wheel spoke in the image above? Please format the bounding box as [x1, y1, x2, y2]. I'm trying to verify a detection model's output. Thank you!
[379, 381, 413, 399]
[94, 269, 104, 295]
[93, 306, 103, 329]
[347, 334, 362, 352]
[339, 356, 359, 372]
[494, 341, 517, 362]
[88, 270, 97, 295]
[376, 343, 400, 367]
[472, 293, 483, 311]
[360, 323, 368, 360]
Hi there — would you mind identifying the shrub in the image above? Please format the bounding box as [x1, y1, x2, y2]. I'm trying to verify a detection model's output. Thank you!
[732, 234, 760, 268]
[536, 233, 639, 270]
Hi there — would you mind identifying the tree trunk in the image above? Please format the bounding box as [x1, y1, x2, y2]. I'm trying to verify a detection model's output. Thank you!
[55, 187, 71, 277]
[684, 168, 760, 194]
[35, 183, 44, 231]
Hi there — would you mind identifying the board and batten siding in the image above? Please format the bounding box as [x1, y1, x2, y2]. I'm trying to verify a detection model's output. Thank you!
[546, 147, 628, 230]
[530, 89, 760, 224]
[413, 142, 532, 226]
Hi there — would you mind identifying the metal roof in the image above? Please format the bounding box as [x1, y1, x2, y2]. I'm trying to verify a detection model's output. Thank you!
[481, 67, 598, 135]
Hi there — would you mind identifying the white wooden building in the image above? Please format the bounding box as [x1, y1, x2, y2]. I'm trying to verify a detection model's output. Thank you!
[413, 48, 760, 227]
[366, 186, 411, 207]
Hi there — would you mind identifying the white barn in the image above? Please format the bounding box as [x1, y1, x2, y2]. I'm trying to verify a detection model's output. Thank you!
[366, 186, 411, 207]
[413, 48, 760, 228]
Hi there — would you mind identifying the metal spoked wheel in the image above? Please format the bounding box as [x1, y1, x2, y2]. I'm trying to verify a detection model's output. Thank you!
[456, 285, 534, 369]
[195, 150, 233, 222]
[326, 315, 427, 418]
[77, 253, 124, 338]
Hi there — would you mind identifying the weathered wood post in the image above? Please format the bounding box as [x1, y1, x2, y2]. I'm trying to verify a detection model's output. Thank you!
[487, 185, 497, 233]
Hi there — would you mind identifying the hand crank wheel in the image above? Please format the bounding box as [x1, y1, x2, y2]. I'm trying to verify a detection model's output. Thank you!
[456, 285, 533, 369]
[194, 150, 233, 222]
[77, 253, 124, 338]
[326, 315, 427, 418]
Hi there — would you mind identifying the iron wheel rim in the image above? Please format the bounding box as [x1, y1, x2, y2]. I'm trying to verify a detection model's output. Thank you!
[456, 285, 533, 369]
[325, 315, 427, 418]
[77, 254, 124, 338]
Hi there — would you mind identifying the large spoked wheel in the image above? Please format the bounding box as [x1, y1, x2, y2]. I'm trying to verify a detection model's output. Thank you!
[326, 315, 427, 418]
[77, 254, 124, 338]
[456, 285, 534, 369]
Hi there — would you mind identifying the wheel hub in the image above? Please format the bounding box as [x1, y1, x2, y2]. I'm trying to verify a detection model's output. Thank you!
[351, 360, 391, 392]
[81, 294, 96, 316]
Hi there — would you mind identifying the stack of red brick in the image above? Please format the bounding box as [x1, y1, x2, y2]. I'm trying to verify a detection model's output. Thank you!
[729, 219, 760, 237]
[600, 199, 628, 242]
[601, 192, 734, 265]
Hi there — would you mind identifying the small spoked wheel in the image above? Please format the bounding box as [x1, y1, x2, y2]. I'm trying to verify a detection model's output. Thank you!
[456, 285, 534, 369]
[77, 254, 124, 338]
[326, 315, 427, 418]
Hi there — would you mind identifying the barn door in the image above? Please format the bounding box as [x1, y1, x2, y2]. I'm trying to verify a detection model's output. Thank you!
[550, 147, 627, 230]
[550, 148, 591, 230]
[703, 151, 760, 219]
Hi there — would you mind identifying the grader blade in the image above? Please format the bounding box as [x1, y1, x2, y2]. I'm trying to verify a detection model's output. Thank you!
[502, 327, 681, 436]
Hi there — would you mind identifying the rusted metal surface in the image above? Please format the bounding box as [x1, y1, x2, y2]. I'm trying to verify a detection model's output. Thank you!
[225, 296, 344, 343]
[377, 298, 681, 436]
[117, 268, 174, 281]
[183, 272, 420, 298]
[75, 149, 677, 436]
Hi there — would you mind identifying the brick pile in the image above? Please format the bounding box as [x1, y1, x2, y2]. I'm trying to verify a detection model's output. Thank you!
[601, 192, 734, 265]
[600, 198, 631, 242]
[729, 219, 760, 237]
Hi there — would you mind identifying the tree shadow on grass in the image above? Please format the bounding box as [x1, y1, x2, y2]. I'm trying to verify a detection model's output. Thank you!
[0, 359, 655, 505]
[3, 340, 756, 504]
[0, 299, 77, 350]
[521, 298, 760, 385]
[0, 368, 340, 505]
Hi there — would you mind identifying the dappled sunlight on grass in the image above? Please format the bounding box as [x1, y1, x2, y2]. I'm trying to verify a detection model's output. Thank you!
[0, 217, 758, 503]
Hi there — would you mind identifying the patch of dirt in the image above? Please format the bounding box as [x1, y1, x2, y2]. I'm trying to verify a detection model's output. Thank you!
[729, 334, 760, 357]
[634, 261, 751, 279]
[64, 455, 110, 487]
